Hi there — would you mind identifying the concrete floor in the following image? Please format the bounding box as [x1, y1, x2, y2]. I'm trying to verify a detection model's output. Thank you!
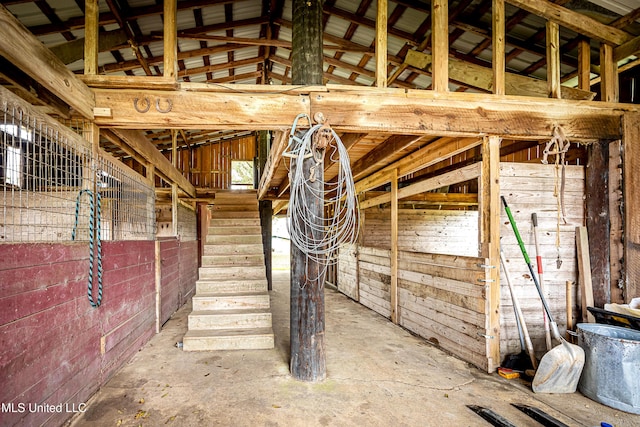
[68, 271, 638, 427]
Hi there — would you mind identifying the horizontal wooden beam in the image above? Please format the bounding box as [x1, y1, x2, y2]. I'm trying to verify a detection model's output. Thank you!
[93, 89, 310, 129]
[359, 163, 481, 209]
[0, 5, 94, 118]
[615, 34, 640, 61]
[111, 129, 196, 198]
[311, 88, 623, 140]
[505, 0, 633, 46]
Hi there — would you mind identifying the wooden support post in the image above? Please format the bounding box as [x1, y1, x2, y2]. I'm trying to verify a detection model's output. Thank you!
[290, 0, 325, 382]
[546, 21, 561, 98]
[609, 140, 624, 304]
[492, 0, 505, 95]
[586, 141, 610, 307]
[431, 0, 448, 92]
[600, 43, 619, 102]
[390, 168, 398, 323]
[163, 0, 178, 81]
[172, 184, 178, 237]
[578, 39, 591, 91]
[480, 136, 501, 372]
[623, 112, 640, 303]
[375, 0, 388, 88]
[257, 131, 273, 290]
[84, 0, 99, 75]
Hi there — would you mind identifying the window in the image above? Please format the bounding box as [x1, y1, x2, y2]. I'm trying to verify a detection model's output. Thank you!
[231, 160, 254, 189]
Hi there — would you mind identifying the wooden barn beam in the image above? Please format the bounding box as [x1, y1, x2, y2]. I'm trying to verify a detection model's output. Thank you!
[257, 131, 287, 200]
[83, 0, 99, 75]
[290, 0, 326, 383]
[351, 134, 425, 181]
[375, 0, 388, 88]
[403, 50, 594, 100]
[93, 88, 309, 129]
[310, 89, 621, 140]
[0, 5, 94, 118]
[505, 0, 633, 46]
[431, 0, 448, 92]
[111, 128, 196, 198]
[356, 137, 482, 194]
[164, 0, 178, 80]
[547, 21, 561, 98]
[49, 29, 128, 65]
[492, 0, 505, 95]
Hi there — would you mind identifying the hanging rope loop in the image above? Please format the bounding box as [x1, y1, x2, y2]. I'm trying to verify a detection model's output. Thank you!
[72, 185, 103, 308]
[284, 113, 360, 285]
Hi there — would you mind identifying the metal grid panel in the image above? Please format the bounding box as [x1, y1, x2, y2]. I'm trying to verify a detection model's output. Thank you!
[1, 87, 154, 243]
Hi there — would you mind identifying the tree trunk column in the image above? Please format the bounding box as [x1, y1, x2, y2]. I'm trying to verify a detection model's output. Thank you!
[290, 0, 325, 382]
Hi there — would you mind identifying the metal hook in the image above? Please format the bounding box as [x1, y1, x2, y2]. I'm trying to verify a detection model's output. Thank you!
[133, 97, 150, 113]
[155, 98, 173, 113]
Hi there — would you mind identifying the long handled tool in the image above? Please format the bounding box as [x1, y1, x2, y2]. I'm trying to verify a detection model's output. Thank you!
[501, 196, 584, 393]
[500, 246, 537, 371]
[532, 213, 552, 350]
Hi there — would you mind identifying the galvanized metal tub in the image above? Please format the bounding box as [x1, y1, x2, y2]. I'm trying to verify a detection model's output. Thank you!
[577, 323, 640, 414]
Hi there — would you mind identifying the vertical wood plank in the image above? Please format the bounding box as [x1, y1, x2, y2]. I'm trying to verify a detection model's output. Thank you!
[480, 136, 501, 372]
[390, 168, 398, 323]
[578, 38, 591, 91]
[546, 21, 561, 98]
[586, 141, 610, 307]
[172, 185, 178, 236]
[600, 43, 619, 102]
[84, 0, 99, 75]
[376, 0, 388, 88]
[623, 112, 640, 303]
[492, 0, 505, 95]
[163, 0, 178, 80]
[431, 0, 449, 92]
[576, 226, 595, 322]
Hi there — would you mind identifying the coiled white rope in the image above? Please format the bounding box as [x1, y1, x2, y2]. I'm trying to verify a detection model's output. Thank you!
[285, 114, 359, 283]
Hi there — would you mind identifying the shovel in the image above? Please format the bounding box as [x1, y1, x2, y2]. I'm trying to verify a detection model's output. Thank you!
[502, 196, 584, 393]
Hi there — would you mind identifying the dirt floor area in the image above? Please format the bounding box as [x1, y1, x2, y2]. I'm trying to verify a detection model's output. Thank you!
[67, 270, 638, 426]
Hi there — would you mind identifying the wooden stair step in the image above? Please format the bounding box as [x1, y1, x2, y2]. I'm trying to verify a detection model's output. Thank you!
[201, 253, 264, 266]
[192, 292, 271, 310]
[207, 225, 262, 236]
[209, 218, 261, 227]
[182, 328, 274, 351]
[203, 243, 264, 256]
[199, 265, 265, 280]
[211, 210, 260, 219]
[196, 279, 267, 294]
[206, 234, 262, 245]
[188, 309, 272, 330]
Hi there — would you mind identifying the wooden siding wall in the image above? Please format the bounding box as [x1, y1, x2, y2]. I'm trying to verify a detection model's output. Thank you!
[362, 209, 479, 256]
[171, 135, 255, 189]
[499, 162, 584, 358]
[338, 246, 490, 371]
[0, 240, 197, 426]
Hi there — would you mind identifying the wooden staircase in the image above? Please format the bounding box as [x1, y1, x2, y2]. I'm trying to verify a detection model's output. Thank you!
[183, 191, 274, 351]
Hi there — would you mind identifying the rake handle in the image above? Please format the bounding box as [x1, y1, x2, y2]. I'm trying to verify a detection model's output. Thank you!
[501, 196, 561, 341]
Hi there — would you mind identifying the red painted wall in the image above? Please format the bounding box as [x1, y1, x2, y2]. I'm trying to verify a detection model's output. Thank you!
[0, 239, 197, 426]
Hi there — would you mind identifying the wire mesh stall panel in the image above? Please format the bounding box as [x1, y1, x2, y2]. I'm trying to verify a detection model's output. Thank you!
[1, 89, 93, 242]
[1, 87, 155, 242]
[96, 152, 155, 241]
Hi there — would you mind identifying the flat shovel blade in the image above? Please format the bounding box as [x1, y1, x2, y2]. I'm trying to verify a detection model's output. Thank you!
[532, 340, 585, 393]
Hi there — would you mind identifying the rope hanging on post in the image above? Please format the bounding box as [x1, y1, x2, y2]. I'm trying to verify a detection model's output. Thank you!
[72, 187, 103, 308]
[542, 126, 570, 269]
[285, 113, 359, 283]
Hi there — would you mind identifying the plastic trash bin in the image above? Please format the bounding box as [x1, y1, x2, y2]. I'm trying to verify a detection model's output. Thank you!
[577, 323, 640, 414]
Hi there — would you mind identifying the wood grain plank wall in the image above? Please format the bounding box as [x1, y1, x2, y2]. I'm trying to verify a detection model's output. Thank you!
[499, 162, 583, 357]
[0, 239, 198, 426]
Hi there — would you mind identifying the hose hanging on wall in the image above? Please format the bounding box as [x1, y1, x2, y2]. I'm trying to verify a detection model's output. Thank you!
[72, 187, 103, 308]
[284, 113, 359, 283]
